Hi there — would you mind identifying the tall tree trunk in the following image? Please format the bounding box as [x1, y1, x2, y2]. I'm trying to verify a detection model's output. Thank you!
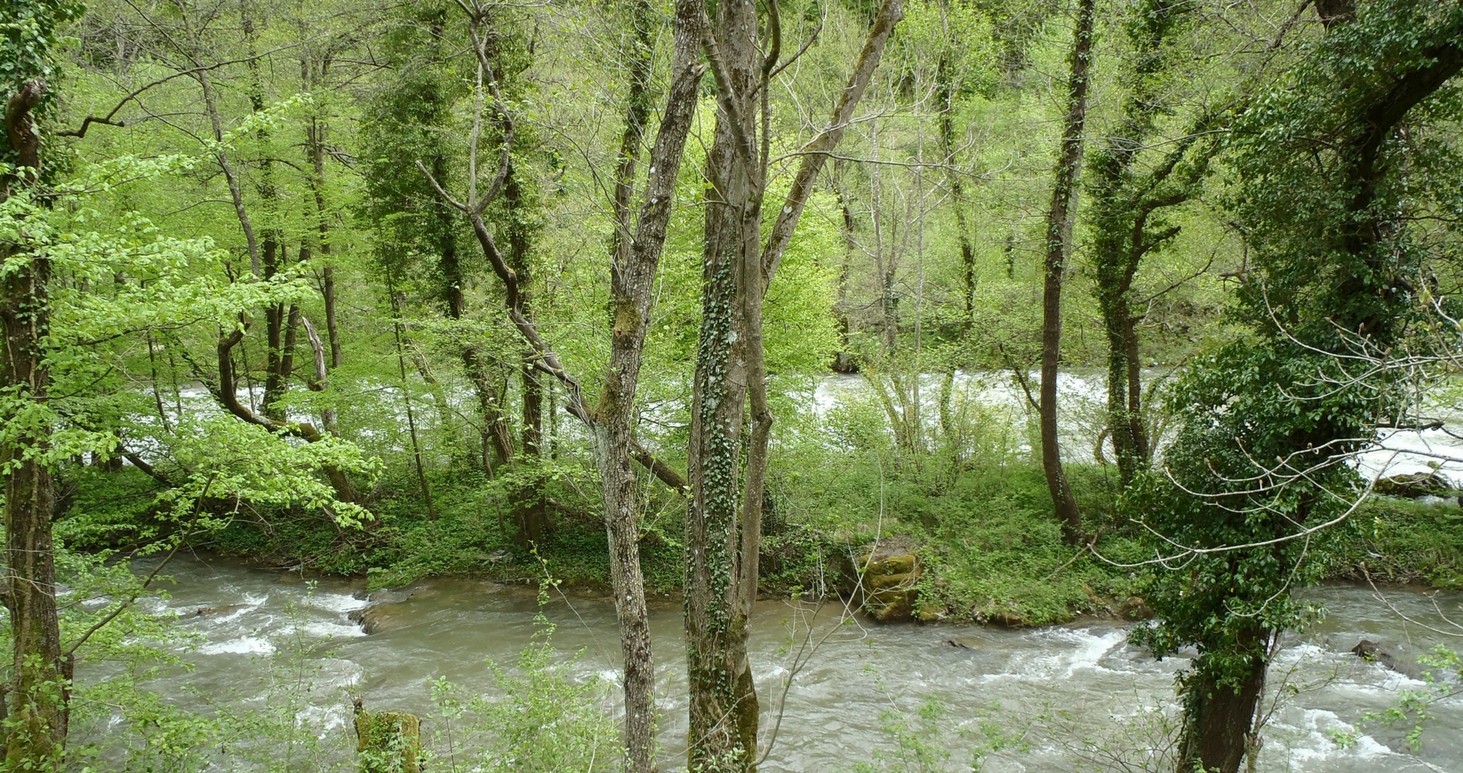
[1039, 0, 1096, 546]
[686, 2, 904, 768]
[503, 166, 548, 546]
[389, 285, 437, 521]
[934, 37, 975, 332]
[1, 78, 66, 770]
[243, 5, 288, 421]
[685, 2, 761, 766]
[593, 4, 705, 769]
[433, 161, 514, 471]
[305, 108, 342, 370]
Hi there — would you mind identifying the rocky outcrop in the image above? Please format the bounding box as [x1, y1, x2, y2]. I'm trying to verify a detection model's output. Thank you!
[349, 585, 429, 635]
[837, 538, 922, 623]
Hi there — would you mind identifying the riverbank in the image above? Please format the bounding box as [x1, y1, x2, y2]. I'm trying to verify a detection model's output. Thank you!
[60, 460, 1463, 628]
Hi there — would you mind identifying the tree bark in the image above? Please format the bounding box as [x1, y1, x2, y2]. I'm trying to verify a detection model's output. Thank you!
[503, 165, 549, 546]
[1039, 0, 1095, 545]
[685, 2, 903, 768]
[1, 77, 66, 771]
[1175, 627, 1271, 773]
[935, 41, 976, 331]
[686, 1, 763, 766]
[592, 3, 706, 769]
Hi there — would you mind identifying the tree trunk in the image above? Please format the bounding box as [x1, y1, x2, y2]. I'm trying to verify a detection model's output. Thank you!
[686, 2, 904, 767]
[1039, 0, 1095, 545]
[593, 2, 704, 769]
[935, 45, 976, 331]
[434, 173, 515, 471]
[1, 78, 66, 770]
[1176, 628, 1271, 773]
[503, 165, 549, 547]
[305, 113, 342, 370]
[686, 2, 760, 765]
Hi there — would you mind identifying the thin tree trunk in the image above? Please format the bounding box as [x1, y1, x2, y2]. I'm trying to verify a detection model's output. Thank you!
[434, 170, 514, 470]
[306, 113, 342, 370]
[1039, 0, 1096, 546]
[1125, 316, 1148, 461]
[935, 42, 975, 331]
[503, 165, 548, 546]
[593, 4, 705, 768]
[2, 78, 65, 769]
[389, 286, 437, 521]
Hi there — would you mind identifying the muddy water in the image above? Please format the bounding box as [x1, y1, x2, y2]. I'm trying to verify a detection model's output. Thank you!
[120, 557, 1463, 772]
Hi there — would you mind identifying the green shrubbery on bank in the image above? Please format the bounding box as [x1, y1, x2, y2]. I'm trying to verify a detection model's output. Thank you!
[55, 450, 1463, 627]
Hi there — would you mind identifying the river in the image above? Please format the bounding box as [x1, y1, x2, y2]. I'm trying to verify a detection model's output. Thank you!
[94, 556, 1463, 772]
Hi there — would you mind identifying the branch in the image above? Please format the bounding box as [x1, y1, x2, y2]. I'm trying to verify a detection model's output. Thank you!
[760, 0, 904, 286]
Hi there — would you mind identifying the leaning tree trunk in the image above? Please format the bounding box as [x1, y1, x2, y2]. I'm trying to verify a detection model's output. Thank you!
[1, 77, 67, 771]
[1039, 0, 1096, 545]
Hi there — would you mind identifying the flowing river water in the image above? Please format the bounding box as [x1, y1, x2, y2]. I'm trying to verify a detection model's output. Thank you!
[117, 556, 1463, 772]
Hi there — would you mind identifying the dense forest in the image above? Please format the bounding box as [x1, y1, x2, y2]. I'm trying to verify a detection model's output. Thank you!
[3, 0, 1463, 770]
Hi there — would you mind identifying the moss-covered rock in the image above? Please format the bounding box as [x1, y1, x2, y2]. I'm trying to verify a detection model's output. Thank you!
[838, 537, 922, 623]
[352, 700, 421, 773]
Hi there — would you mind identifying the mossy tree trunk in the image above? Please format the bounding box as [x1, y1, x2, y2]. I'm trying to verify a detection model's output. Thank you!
[686, 2, 904, 768]
[1039, 0, 1096, 545]
[1, 76, 67, 772]
[593, 1, 704, 770]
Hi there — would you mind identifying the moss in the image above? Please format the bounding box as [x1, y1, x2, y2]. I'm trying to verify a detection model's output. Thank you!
[353, 705, 421, 773]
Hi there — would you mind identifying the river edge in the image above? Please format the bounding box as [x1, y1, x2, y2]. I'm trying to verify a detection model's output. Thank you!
[182, 543, 1459, 635]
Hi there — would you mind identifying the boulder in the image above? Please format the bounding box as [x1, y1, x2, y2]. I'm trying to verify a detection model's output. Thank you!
[1350, 639, 1424, 679]
[349, 602, 411, 635]
[1117, 596, 1155, 621]
[353, 699, 420, 773]
[1375, 471, 1453, 499]
[837, 538, 922, 623]
[985, 610, 1029, 628]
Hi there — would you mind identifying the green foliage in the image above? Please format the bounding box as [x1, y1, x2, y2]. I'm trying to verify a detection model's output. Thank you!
[1126, 344, 1368, 670]
[0, 0, 83, 113]
[423, 625, 617, 773]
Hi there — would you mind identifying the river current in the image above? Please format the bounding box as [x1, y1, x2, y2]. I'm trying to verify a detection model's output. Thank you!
[106, 557, 1463, 772]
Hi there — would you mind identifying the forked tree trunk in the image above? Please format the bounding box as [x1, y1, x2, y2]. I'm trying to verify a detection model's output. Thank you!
[685, 2, 761, 765]
[686, 2, 903, 768]
[412, 7, 699, 769]
[1, 77, 67, 770]
[1039, 0, 1096, 545]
